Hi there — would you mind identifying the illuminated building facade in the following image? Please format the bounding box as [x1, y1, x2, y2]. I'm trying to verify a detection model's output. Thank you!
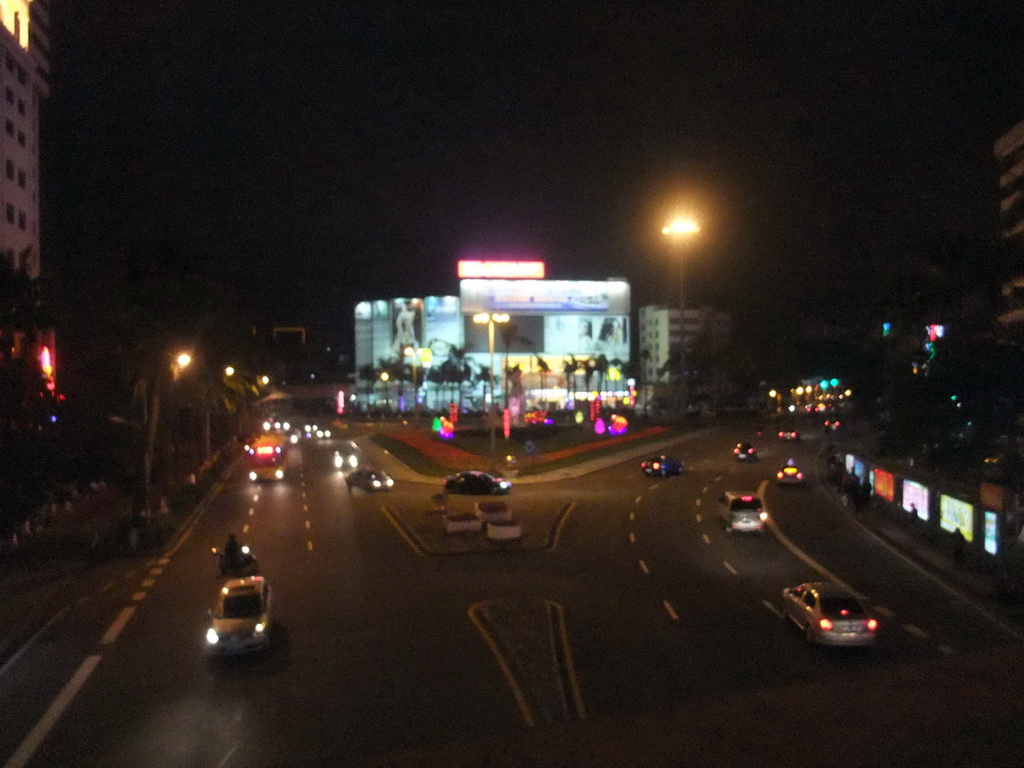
[0, 0, 47, 279]
[353, 262, 634, 412]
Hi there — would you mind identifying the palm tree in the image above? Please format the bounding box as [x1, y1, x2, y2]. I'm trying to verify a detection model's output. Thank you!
[562, 355, 579, 406]
[534, 354, 550, 407]
[593, 354, 610, 398]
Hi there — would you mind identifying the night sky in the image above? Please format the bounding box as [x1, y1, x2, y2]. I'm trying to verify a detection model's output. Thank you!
[41, 2, 1024, 359]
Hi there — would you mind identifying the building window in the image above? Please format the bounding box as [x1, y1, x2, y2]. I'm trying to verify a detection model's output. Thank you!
[16, 67, 25, 86]
[17, 211, 24, 230]
[5, 204, 13, 224]
[17, 132, 24, 147]
[4, 160, 11, 179]
[5, 56, 12, 73]
[17, 169, 24, 188]
[4, 88, 11, 104]
[16, 99, 24, 115]
[4, 120, 11, 136]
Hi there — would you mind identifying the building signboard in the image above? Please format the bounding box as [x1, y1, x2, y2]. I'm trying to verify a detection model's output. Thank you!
[902, 479, 929, 521]
[940, 494, 974, 541]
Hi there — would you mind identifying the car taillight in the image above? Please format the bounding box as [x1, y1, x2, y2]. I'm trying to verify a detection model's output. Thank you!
[866, 619, 878, 631]
[819, 618, 833, 631]
[734, 447, 740, 454]
[653, 462, 661, 470]
[779, 431, 784, 437]
[796, 472, 803, 479]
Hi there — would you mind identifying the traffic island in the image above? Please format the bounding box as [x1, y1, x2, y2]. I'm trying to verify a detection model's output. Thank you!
[382, 497, 573, 555]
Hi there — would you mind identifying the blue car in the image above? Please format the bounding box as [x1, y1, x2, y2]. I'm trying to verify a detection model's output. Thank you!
[641, 455, 685, 476]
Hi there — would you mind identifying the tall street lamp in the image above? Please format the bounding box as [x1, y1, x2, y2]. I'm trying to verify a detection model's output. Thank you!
[662, 217, 700, 417]
[143, 350, 192, 519]
[473, 311, 509, 471]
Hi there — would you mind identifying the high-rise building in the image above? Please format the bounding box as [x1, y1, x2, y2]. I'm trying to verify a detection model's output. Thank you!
[638, 304, 731, 385]
[0, 0, 46, 280]
[995, 118, 1024, 327]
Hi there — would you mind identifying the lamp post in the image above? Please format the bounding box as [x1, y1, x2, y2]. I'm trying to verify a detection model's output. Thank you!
[143, 351, 192, 519]
[473, 311, 510, 471]
[662, 217, 700, 417]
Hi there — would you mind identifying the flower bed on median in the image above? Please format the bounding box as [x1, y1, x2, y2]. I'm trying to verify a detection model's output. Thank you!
[386, 425, 671, 469]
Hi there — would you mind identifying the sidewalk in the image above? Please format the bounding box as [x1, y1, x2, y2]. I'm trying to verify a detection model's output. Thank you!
[826, 485, 1024, 627]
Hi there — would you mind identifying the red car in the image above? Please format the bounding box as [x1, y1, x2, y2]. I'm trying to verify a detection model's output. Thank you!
[778, 429, 801, 441]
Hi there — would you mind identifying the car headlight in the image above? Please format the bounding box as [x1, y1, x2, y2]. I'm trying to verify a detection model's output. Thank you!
[759, 511, 769, 521]
[324, 430, 331, 438]
[275, 469, 284, 479]
[254, 622, 265, 634]
[206, 627, 219, 645]
[248, 471, 257, 481]
[372, 480, 381, 488]
[385, 478, 394, 487]
[334, 455, 343, 468]
[348, 455, 358, 467]
[290, 434, 299, 444]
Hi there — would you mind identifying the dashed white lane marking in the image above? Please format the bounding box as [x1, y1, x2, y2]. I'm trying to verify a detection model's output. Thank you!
[242, 524, 249, 534]
[695, 513, 702, 523]
[248, 508, 254, 516]
[903, 623, 928, 639]
[702, 486, 709, 494]
[303, 504, 309, 512]
[141, 578, 155, 588]
[77, 595, 89, 605]
[695, 499, 701, 508]
[123, 570, 136, 579]
[629, 511, 636, 522]
[939, 645, 954, 655]
[100, 606, 136, 645]
[662, 600, 679, 620]
[3, 654, 103, 768]
[761, 599, 784, 619]
[634, 496, 642, 505]
[99, 582, 114, 593]
[149, 568, 162, 576]
[158, 557, 170, 565]
[305, 520, 311, 529]
[639, 560, 649, 574]
[307, 541, 314, 551]
[628, 532, 636, 543]
[723, 561, 738, 575]
[714, 476, 722, 482]
[252, 495, 259, 502]
[131, 592, 146, 602]
[873, 605, 895, 617]
[702, 534, 711, 544]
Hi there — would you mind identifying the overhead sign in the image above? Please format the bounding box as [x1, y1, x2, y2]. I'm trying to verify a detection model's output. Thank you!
[457, 260, 546, 279]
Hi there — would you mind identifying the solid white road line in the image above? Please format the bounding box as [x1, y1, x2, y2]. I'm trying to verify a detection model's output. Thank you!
[100, 606, 136, 645]
[3, 654, 102, 768]
[903, 623, 928, 638]
[723, 561, 737, 575]
[761, 599, 784, 619]
[662, 600, 679, 620]
[639, 560, 649, 574]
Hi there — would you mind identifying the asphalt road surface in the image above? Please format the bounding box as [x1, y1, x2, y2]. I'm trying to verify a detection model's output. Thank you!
[2, 425, 1023, 768]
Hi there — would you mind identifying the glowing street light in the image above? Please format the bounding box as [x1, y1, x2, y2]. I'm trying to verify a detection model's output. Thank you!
[662, 216, 700, 416]
[473, 312, 510, 470]
[224, 366, 235, 377]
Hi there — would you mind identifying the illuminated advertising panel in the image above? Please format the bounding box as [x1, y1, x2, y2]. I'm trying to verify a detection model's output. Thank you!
[985, 511, 998, 555]
[845, 454, 855, 474]
[902, 480, 929, 520]
[940, 495, 974, 542]
[423, 296, 464, 361]
[460, 280, 630, 315]
[355, 302, 373, 370]
[873, 469, 895, 502]
[371, 300, 393, 366]
[390, 298, 423, 358]
[458, 260, 546, 279]
[544, 315, 629, 359]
